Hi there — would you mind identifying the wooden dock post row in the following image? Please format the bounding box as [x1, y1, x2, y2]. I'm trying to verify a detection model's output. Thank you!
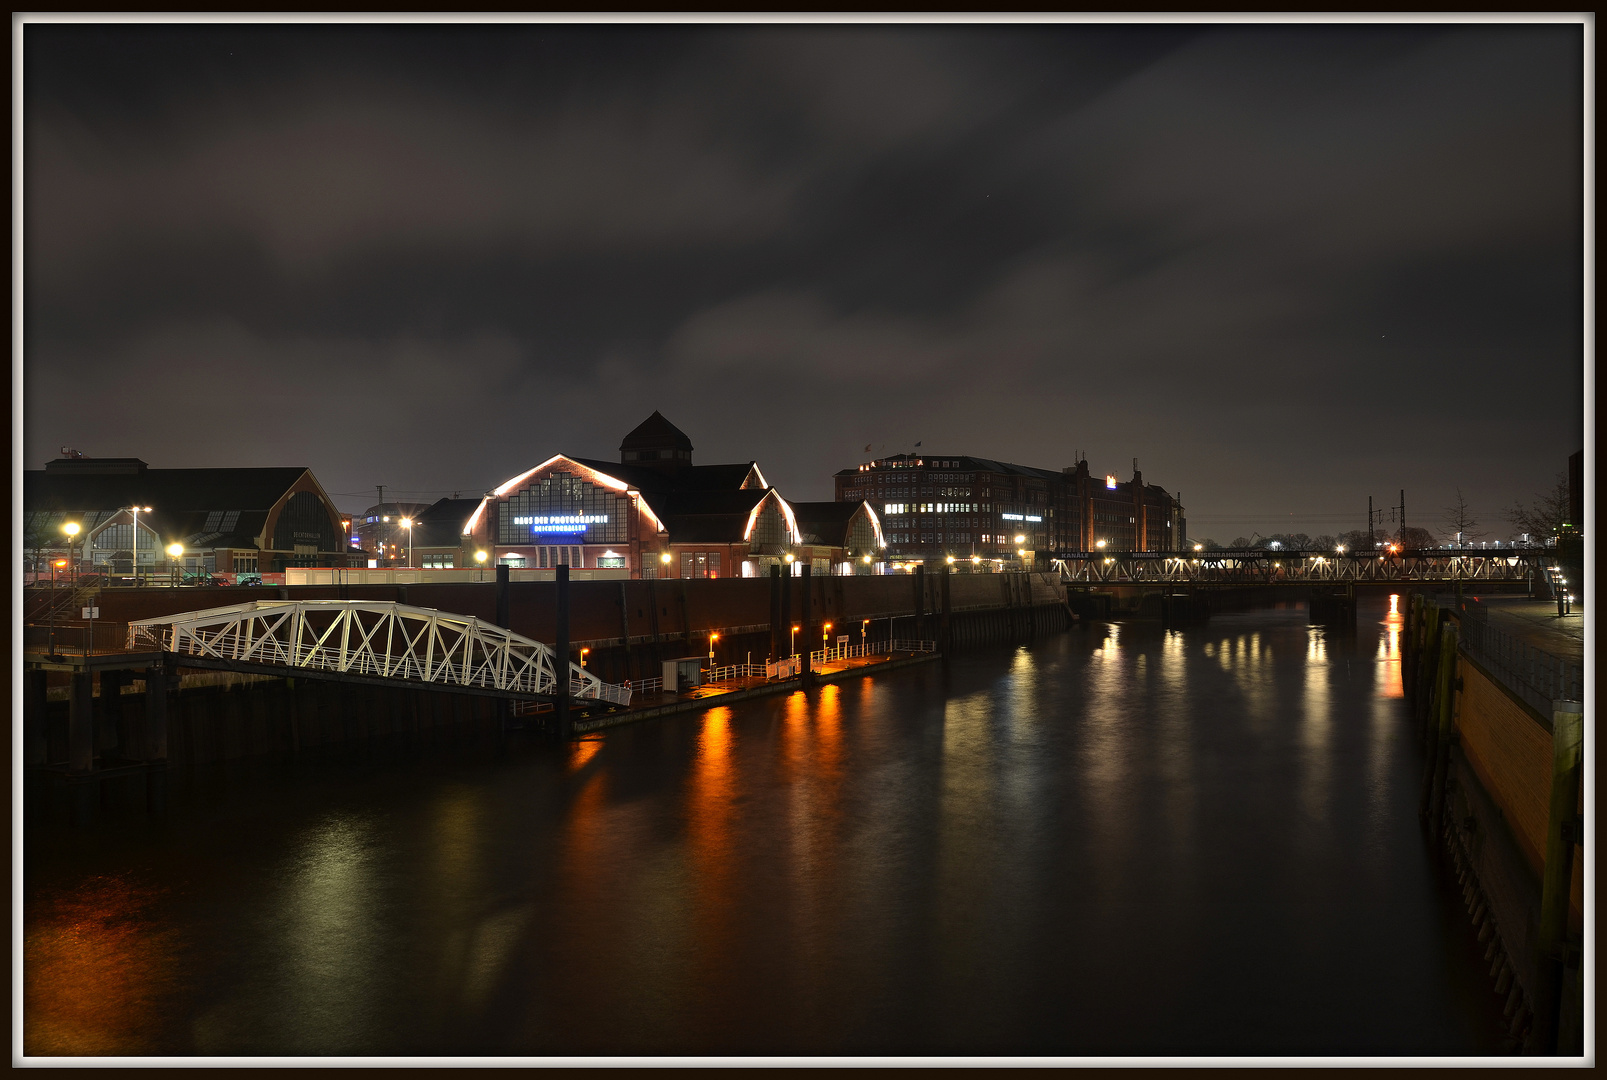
[1405, 594, 1586, 1055]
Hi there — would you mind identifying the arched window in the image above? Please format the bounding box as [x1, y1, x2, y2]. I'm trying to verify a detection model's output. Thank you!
[498, 472, 629, 545]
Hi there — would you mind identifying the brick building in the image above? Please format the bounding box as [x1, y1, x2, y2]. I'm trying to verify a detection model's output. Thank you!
[23, 456, 354, 577]
[834, 453, 1185, 565]
[462, 413, 886, 578]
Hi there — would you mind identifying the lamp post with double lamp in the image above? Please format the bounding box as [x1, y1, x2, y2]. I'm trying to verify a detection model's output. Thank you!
[125, 505, 153, 584]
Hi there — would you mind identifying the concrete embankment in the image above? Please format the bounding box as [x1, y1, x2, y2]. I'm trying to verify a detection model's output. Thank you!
[1404, 593, 1584, 1056]
[25, 570, 1070, 775]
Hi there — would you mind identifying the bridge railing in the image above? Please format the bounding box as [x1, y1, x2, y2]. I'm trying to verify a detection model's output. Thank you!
[126, 601, 632, 706]
[1455, 605, 1582, 718]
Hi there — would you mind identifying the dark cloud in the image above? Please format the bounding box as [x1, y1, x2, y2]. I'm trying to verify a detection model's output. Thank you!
[22, 21, 1584, 540]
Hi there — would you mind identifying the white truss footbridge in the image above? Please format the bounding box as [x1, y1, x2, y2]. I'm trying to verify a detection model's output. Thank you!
[126, 600, 632, 706]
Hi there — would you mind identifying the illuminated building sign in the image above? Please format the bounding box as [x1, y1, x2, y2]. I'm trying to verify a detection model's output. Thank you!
[513, 514, 608, 533]
[1106, 475, 1118, 489]
[1000, 513, 1043, 523]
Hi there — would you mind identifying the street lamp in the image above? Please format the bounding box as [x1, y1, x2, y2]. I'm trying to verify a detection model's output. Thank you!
[1096, 539, 1106, 549]
[580, 647, 590, 669]
[62, 521, 80, 584]
[400, 518, 414, 567]
[708, 631, 719, 666]
[862, 617, 870, 649]
[167, 543, 184, 586]
[790, 624, 799, 655]
[126, 505, 153, 584]
[823, 621, 833, 657]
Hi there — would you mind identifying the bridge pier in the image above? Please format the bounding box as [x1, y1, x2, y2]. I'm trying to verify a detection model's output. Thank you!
[555, 564, 572, 739]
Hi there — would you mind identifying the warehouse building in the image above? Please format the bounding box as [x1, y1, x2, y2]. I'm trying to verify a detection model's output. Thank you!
[834, 454, 1185, 565]
[23, 455, 354, 578]
[462, 412, 885, 578]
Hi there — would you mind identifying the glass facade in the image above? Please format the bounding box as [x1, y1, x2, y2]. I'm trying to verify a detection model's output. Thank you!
[749, 501, 788, 552]
[497, 472, 630, 546]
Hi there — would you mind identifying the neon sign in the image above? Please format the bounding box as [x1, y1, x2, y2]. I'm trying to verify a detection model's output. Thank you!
[514, 514, 607, 533]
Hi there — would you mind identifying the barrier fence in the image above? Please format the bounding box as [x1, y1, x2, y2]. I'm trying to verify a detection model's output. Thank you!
[1456, 605, 1583, 719]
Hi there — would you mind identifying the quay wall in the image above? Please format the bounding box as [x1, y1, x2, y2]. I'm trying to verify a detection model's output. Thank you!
[1404, 594, 1583, 1054]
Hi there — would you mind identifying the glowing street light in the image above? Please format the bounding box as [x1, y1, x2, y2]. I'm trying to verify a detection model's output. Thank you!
[791, 624, 800, 655]
[1096, 539, 1106, 549]
[124, 505, 153, 583]
[167, 542, 184, 586]
[62, 521, 80, 583]
[580, 647, 590, 669]
[1194, 543, 1203, 552]
[708, 631, 719, 665]
[945, 555, 955, 565]
[823, 621, 833, 655]
[400, 518, 414, 567]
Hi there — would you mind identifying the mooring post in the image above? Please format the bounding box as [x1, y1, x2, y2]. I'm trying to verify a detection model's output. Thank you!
[940, 565, 952, 653]
[144, 660, 169, 814]
[496, 563, 511, 629]
[25, 669, 48, 768]
[770, 563, 782, 663]
[780, 561, 793, 664]
[1426, 621, 1459, 832]
[144, 660, 169, 761]
[555, 563, 572, 739]
[68, 669, 94, 773]
[914, 564, 926, 644]
[495, 563, 512, 734]
[618, 579, 633, 678]
[1531, 700, 1584, 1055]
[800, 563, 814, 684]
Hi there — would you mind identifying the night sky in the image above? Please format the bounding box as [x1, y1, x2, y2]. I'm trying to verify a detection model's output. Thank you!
[21, 19, 1587, 543]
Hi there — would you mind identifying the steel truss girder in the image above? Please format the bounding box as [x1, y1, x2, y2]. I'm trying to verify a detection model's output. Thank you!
[1050, 551, 1540, 587]
[126, 599, 631, 705]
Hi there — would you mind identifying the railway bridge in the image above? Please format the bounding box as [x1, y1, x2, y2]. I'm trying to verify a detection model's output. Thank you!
[1051, 547, 1556, 588]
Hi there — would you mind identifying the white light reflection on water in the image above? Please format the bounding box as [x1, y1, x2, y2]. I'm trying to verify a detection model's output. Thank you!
[1363, 597, 1408, 858]
[193, 814, 383, 1054]
[1083, 620, 1136, 914]
[1301, 626, 1332, 828]
[1157, 629, 1197, 868]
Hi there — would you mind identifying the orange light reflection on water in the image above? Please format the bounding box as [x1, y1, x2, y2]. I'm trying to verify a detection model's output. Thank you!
[1378, 594, 1404, 698]
[25, 876, 177, 1055]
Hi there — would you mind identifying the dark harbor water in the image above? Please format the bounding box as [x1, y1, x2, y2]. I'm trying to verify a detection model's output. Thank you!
[24, 598, 1509, 1058]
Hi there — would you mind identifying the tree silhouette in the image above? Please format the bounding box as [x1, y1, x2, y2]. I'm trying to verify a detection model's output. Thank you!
[1505, 473, 1570, 541]
[1441, 488, 1483, 546]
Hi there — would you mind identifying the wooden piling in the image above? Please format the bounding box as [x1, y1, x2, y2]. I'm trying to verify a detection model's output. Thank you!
[69, 670, 94, 773]
[1530, 700, 1583, 1054]
[1425, 622, 1459, 830]
[555, 563, 572, 739]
